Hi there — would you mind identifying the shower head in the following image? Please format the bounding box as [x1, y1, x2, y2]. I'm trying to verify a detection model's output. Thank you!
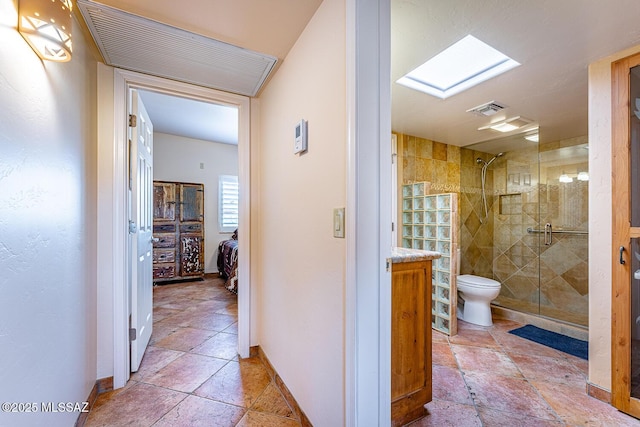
[485, 152, 505, 167]
[477, 152, 504, 168]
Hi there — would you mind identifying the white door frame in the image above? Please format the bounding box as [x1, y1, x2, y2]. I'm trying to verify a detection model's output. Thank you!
[345, 0, 392, 425]
[106, 68, 251, 388]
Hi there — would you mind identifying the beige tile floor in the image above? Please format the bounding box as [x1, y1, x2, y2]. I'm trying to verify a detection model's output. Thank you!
[86, 275, 301, 427]
[412, 319, 640, 426]
[86, 275, 640, 426]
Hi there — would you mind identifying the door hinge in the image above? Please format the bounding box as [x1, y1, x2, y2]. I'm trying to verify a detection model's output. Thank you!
[129, 328, 137, 341]
[386, 260, 390, 272]
[128, 114, 137, 127]
[391, 222, 395, 232]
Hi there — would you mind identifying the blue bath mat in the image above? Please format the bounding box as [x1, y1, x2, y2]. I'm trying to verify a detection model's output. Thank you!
[508, 325, 588, 360]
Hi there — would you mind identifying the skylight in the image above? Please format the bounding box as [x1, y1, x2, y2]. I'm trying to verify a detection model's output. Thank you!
[396, 35, 520, 99]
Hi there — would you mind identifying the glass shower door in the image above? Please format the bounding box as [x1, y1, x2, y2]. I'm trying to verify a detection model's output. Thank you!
[537, 143, 589, 327]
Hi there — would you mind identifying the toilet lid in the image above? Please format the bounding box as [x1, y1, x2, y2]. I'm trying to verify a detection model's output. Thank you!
[457, 274, 500, 288]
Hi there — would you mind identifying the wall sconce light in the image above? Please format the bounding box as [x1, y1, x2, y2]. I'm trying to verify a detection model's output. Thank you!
[19, 0, 73, 62]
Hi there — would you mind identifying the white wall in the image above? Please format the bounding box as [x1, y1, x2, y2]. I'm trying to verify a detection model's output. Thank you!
[253, 0, 346, 425]
[0, 1, 98, 426]
[153, 132, 239, 273]
[588, 44, 640, 391]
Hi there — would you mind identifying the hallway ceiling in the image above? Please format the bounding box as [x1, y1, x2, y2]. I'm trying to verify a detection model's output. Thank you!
[78, 0, 321, 142]
[81, 1, 640, 148]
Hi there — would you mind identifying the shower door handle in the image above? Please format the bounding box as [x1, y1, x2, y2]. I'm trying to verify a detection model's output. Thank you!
[620, 246, 626, 265]
[544, 223, 552, 246]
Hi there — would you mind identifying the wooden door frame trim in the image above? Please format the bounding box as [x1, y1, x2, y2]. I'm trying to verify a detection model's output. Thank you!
[107, 68, 251, 388]
[611, 52, 640, 413]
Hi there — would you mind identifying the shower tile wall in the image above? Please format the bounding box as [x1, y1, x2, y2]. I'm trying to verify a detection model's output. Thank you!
[396, 132, 589, 327]
[397, 133, 494, 279]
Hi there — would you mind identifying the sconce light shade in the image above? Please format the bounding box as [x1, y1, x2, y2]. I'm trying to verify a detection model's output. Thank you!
[19, 0, 73, 62]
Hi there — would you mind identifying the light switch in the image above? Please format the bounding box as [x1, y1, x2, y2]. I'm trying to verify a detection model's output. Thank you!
[333, 208, 345, 238]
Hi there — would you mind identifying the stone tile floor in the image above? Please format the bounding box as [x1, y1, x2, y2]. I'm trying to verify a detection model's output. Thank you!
[86, 275, 640, 426]
[86, 275, 301, 427]
[412, 319, 640, 426]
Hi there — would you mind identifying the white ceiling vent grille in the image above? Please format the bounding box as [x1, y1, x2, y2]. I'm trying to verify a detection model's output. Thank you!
[466, 101, 507, 117]
[77, 0, 277, 97]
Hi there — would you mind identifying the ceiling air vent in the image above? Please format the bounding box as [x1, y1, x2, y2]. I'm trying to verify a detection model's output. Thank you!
[77, 0, 277, 97]
[466, 101, 507, 117]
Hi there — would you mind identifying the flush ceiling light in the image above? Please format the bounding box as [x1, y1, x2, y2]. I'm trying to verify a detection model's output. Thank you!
[19, 0, 73, 62]
[478, 116, 532, 133]
[396, 35, 520, 99]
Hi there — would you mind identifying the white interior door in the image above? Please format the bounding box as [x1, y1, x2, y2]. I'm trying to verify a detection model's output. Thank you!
[130, 89, 154, 372]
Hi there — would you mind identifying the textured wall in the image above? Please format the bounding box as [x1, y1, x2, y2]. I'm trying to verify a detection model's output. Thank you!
[0, 1, 98, 425]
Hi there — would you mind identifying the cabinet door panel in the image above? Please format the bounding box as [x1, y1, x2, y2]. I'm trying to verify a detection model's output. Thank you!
[180, 184, 204, 222]
[180, 234, 204, 275]
[154, 182, 176, 221]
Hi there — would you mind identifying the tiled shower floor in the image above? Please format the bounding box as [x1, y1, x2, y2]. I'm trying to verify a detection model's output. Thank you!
[85, 276, 640, 426]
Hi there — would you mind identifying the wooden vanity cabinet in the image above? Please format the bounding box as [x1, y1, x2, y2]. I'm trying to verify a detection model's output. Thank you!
[391, 258, 432, 427]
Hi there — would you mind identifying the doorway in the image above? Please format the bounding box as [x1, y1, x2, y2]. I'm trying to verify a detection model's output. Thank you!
[97, 67, 251, 389]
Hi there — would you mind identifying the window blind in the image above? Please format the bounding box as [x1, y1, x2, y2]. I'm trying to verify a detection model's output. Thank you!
[219, 175, 239, 232]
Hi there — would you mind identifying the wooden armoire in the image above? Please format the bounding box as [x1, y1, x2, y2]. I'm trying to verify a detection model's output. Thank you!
[152, 181, 205, 282]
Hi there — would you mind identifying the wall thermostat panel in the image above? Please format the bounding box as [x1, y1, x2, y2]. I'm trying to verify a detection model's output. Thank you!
[294, 119, 307, 154]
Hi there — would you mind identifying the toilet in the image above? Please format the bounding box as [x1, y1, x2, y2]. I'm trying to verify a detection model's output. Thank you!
[456, 250, 501, 326]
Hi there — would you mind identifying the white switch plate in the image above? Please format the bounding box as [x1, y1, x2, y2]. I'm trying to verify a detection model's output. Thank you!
[333, 208, 345, 238]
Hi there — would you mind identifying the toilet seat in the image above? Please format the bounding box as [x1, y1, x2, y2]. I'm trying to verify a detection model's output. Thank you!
[457, 274, 500, 289]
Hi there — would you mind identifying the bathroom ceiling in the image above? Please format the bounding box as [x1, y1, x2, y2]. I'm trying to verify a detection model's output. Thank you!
[80, 1, 640, 147]
[391, 0, 640, 148]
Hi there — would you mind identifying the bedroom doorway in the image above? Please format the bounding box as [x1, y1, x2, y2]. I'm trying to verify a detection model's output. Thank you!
[138, 89, 241, 290]
[100, 68, 252, 389]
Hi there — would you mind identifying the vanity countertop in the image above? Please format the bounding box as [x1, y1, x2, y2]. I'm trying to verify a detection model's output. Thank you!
[389, 247, 441, 263]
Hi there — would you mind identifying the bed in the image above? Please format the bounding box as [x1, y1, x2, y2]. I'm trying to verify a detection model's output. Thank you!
[217, 229, 238, 293]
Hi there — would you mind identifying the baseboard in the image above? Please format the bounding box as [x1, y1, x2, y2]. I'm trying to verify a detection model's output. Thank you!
[75, 377, 113, 427]
[252, 345, 313, 427]
[586, 381, 611, 404]
[96, 376, 114, 394]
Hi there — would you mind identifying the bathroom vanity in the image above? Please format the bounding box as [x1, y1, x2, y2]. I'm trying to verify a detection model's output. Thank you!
[389, 247, 441, 427]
